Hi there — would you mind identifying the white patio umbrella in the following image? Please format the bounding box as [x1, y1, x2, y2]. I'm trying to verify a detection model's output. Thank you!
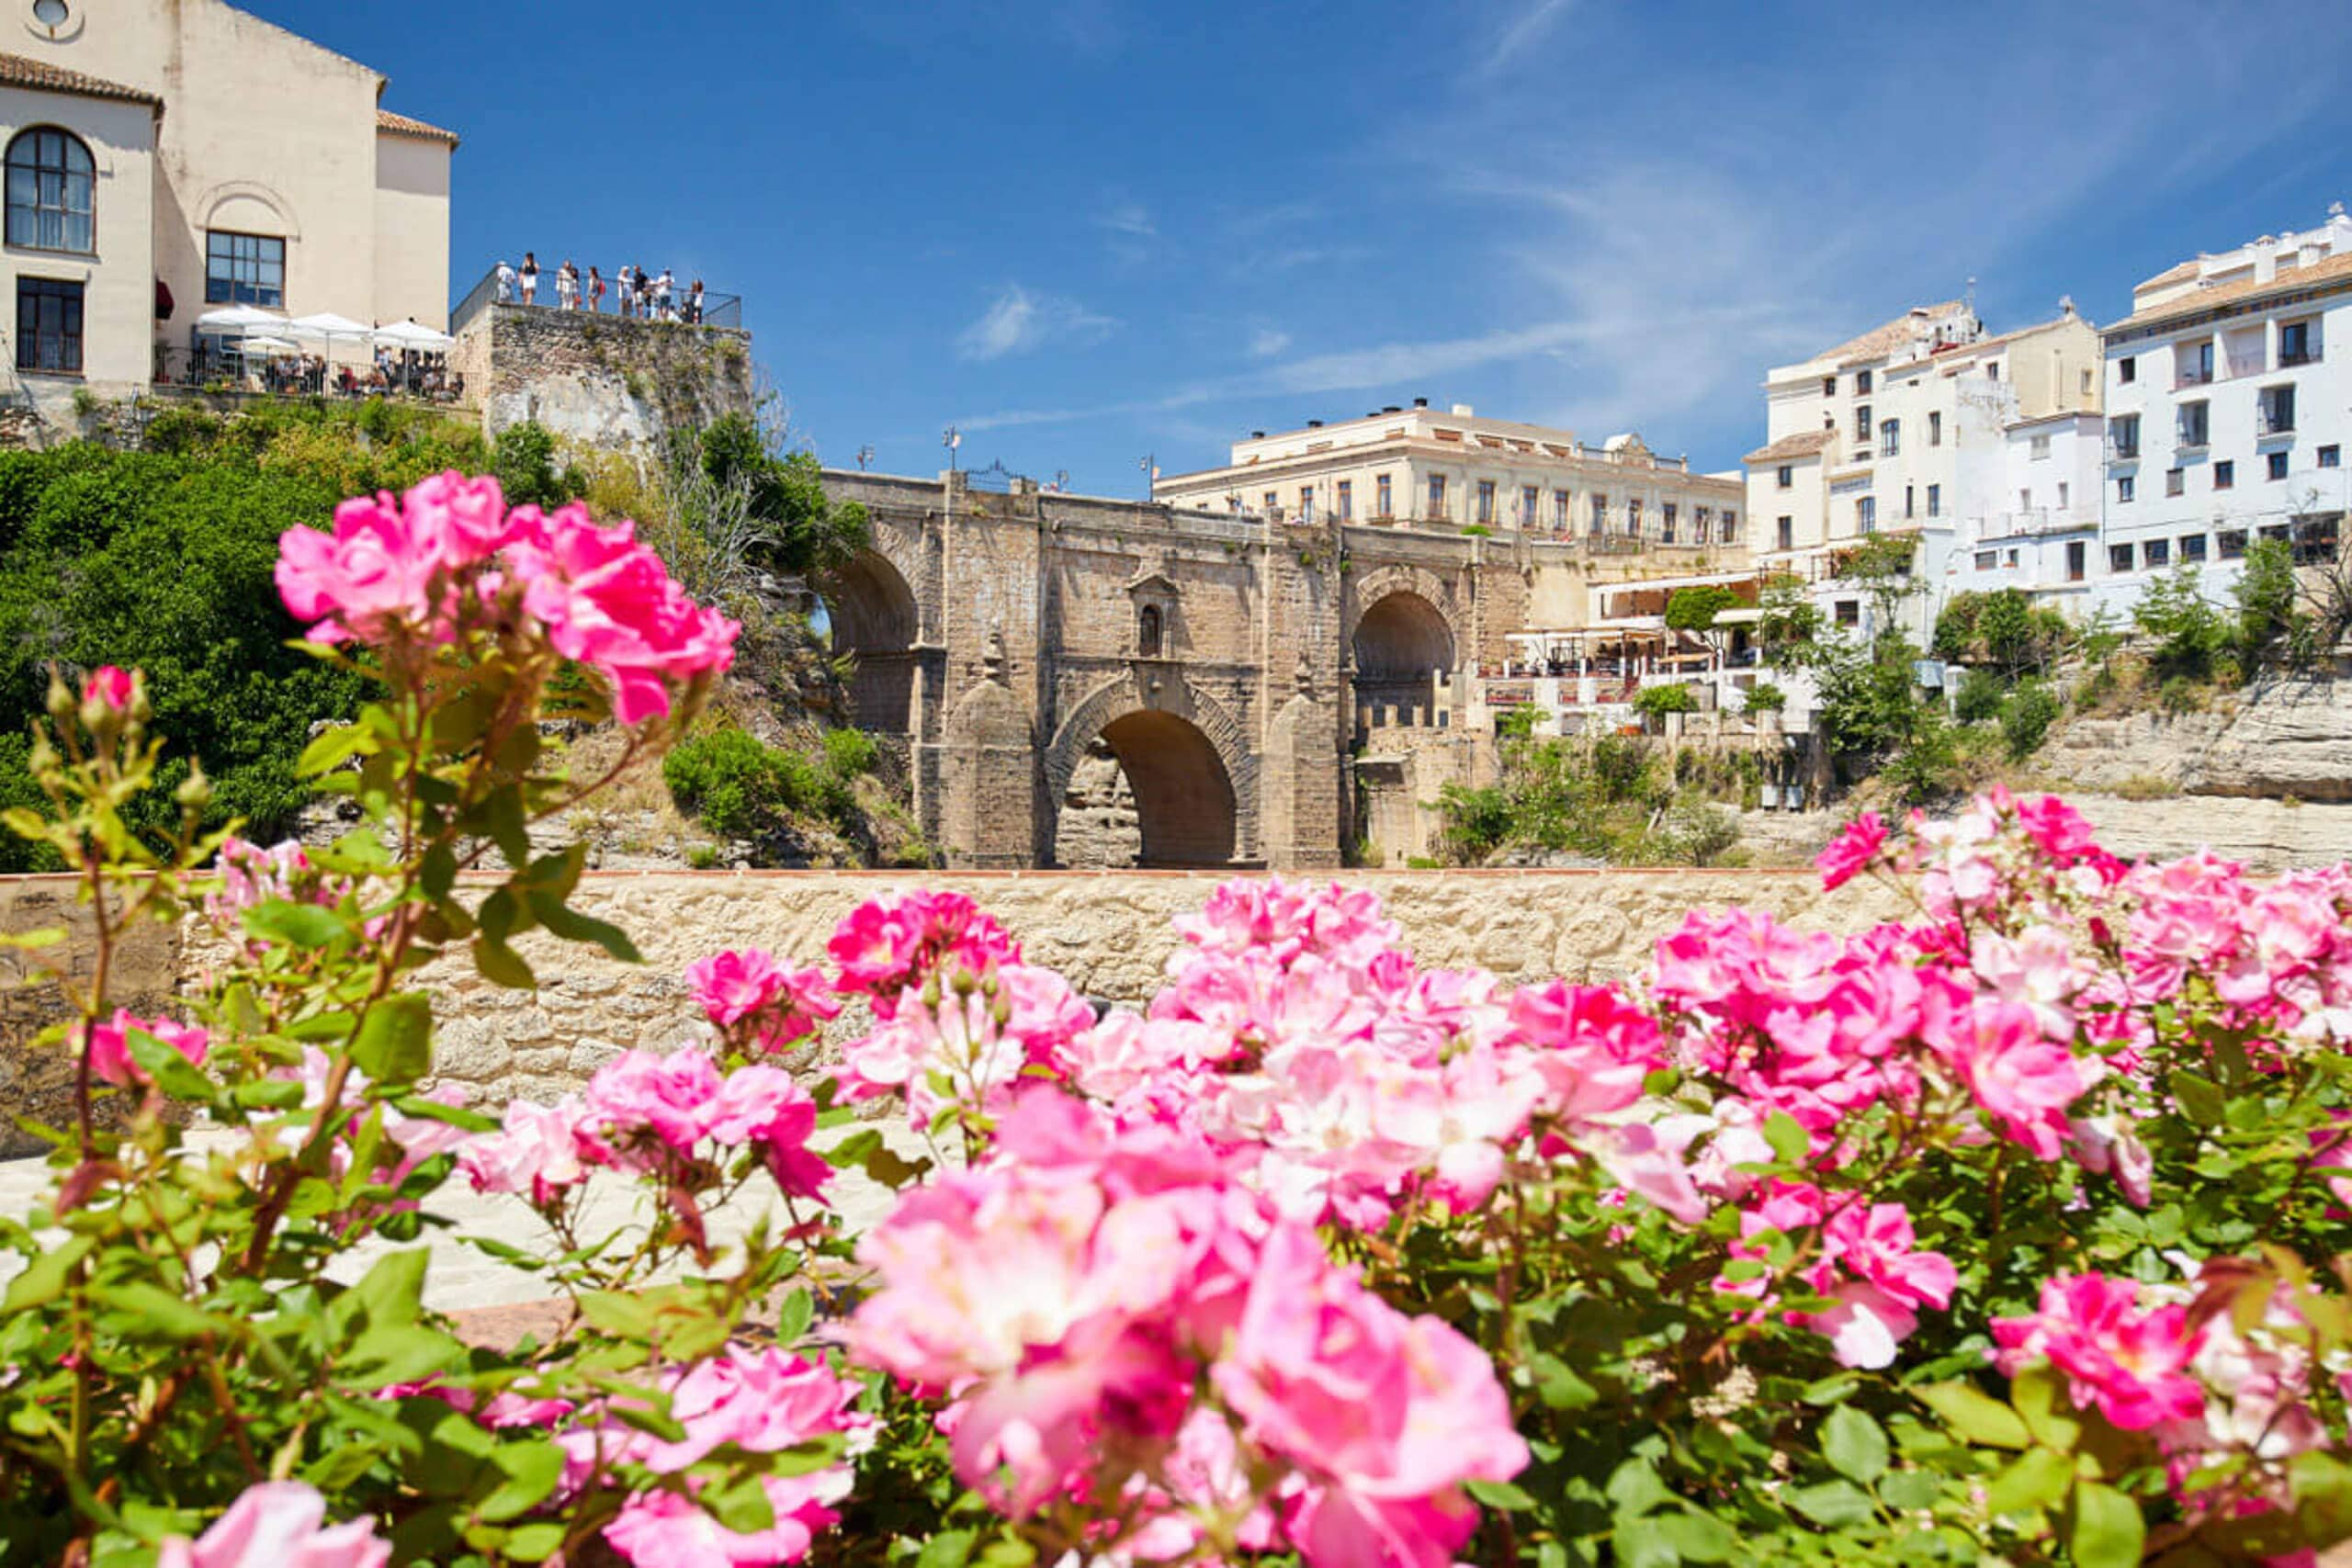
[238, 335, 301, 355]
[372, 319, 454, 349]
[193, 304, 285, 334]
[284, 311, 374, 345]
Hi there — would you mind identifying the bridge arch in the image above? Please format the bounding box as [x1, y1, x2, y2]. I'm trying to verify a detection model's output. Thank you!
[824, 547, 919, 733]
[1044, 674, 1256, 867]
[1348, 568, 1461, 724]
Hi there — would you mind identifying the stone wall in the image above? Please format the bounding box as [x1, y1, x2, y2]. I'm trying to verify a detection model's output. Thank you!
[454, 303, 756, 452]
[0, 881, 184, 1157]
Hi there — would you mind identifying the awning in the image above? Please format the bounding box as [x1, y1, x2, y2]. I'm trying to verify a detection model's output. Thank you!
[373, 319, 454, 348]
[194, 304, 286, 333]
[286, 311, 374, 344]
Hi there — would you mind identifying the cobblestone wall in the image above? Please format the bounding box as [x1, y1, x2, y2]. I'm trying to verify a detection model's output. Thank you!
[455, 303, 756, 451]
[4, 869, 1895, 1130]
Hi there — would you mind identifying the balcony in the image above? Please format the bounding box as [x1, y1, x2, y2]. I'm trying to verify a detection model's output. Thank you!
[2175, 427, 2210, 455]
[2261, 408, 2298, 438]
[2107, 439, 2140, 462]
[2176, 367, 2214, 389]
[2280, 347, 2321, 368]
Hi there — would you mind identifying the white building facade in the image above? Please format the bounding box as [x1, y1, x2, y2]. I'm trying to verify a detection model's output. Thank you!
[2098, 209, 2352, 599]
[0, 0, 455, 422]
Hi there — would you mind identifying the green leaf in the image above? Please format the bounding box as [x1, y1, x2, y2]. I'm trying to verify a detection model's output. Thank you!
[1762, 1110, 1810, 1164]
[702, 1472, 777, 1534]
[92, 1282, 218, 1341]
[297, 723, 373, 778]
[124, 1027, 217, 1104]
[2, 1234, 91, 1311]
[2170, 1070, 2226, 1127]
[1784, 1479, 1875, 1528]
[528, 891, 644, 964]
[502, 1521, 568, 1562]
[1984, 1446, 2075, 1517]
[472, 933, 536, 988]
[1655, 1510, 1737, 1562]
[1822, 1405, 1890, 1485]
[343, 1323, 463, 1389]
[1916, 1381, 2032, 1449]
[2009, 1363, 2082, 1450]
[348, 1247, 428, 1329]
[775, 1287, 814, 1345]
[2066, 1479, 2145, 1568]
[351, 993, 434, 1084]
[1531, 1351, 1599, 1411]
[1612, 1515, 1682, 1568]
[578, 1291, 658, 1340]
[481, 784, 531, 872]
[476, 1438, 566, 1522]
[1607, 1456, 1674, 1521]
[1465, 1478, 1536, 1512]
[915, 1530, 978, 1568]
[243, 898, 346, 951]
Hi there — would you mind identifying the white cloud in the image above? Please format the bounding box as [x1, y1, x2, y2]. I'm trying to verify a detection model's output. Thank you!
[1475, 0, 1577, 78]
[1098, 200, 1156, 239]
[956, 285, 1119, 361]
[1247, 326, 1292, 358]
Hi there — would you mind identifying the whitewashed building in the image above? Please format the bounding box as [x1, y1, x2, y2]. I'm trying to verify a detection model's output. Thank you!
[1937, 407, 2106, 611]
[2098, 208, 2352, 599]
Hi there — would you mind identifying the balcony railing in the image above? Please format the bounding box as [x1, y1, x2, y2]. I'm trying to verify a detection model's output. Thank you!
[2176, 425, 2210, 452]
[2176, 367, 2214, 389]
[2108, 434, 2140, 460]
[2260, 406, 2298, 436]
[449, 264, 743, 338]
[2280, 347, 2320, 367]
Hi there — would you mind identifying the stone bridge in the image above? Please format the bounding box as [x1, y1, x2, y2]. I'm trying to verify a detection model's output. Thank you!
[819, 470, 1536, 869]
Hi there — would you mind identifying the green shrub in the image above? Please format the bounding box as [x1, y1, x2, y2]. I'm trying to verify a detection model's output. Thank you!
[2159, 674, 2211, 716]
[685, 843, 722, 870]
[1404, 854, 1442, 870]
[1494, 706, 1539, 741]
[1998, 681, 2061, 760]
[2132, 565, 2228, 681]
[1632, 682, 1697, 719]
[1741, 682, 1786, 715]
[1433, 783, 1513, 863]
[662, 728, 786, 840]
[490, 420, 583, 511]
[823, 727, 878, 780]
[1953, 669, 2007, 726]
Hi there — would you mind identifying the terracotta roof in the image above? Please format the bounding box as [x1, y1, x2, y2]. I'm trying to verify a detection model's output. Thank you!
[377, 107, 458, 145]
[1821, 299, 1967, 367]
[2135, 257, 2201, 294]
[0, 51, 160, 107]
[1931, 312, 2090, 365]
[1744, 428, 1836, 465]
[2105, 250, 2352, 335]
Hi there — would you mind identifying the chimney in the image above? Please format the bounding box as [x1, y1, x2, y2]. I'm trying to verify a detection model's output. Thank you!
[1412, 397, 1428, 409]
[1250, 430, 1266, 439]
[1451, 403, 1475, 417]
[1383, 405, 1401, 414]
[1306, 419, 1323, 429]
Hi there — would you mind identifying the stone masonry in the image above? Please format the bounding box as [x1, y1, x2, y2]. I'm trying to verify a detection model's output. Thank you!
[450, 302, 757, 451]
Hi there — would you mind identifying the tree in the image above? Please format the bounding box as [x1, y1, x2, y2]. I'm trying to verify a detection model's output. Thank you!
[1757, 578, 1826, 670]
[1742, 682, 1786, 715]
[695, 412, 871, 577]
[2132, 564, 2229, 682]
[2233, 536, 2307, 670]
[1633, 682, 1698, 724]
[1665, 584, 1739, 660]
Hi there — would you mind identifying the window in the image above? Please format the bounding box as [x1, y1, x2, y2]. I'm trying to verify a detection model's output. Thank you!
[1521, 484, 1538, 526]
[2030, 433, 2052, 459]
[2280, 320, 2315, 366]
[2213, 460, 2234, 491]
[1262, 491, 1277, 513]
[14, 276, 82, 373]
[2268, 450, 2290, 481]
[1903, 484, 1914, 520]
[1880, 419, 1900, 457]
[1975, 550, 1997, 571]
[2066, 541, 2086, 581]
[2180, 340, 2214, 386]
[2322, 446, 2341, 469]
[1427, 474, 1446, 517]
[1854, 403, 1871, 444]
[2219, 529, 2248, 559]
[1628, 497, 1644, 534]
[1136, 604, 1162, 658]
[1928, 411, 1942, 446]
[1927, 483, 1940, 517]
[1336, 479, 1352, 522]
[2165, 468, 2185, 497]
[2018, 489, 2030, 513]
[1777, 464, 1793, 489]
[1834, 600, 1860, 626]
[1986, 361, 1999, 380]
[1856, 495, 1876, 533]
[1297, 486, 1315, 523]
[2261, 384, 2296, 434]
[1720, 510, 1736, 544]
[4, 128, 94, 254]
[2111, 414, 2140, 459]
[2177, 401, 2209, 448]
[1589, 492, 1607, 533]
[1375, 473, 1392, 517]
[2117, 474, 2135, 503]
[2109, 544, 2134, 573]
[1694, 505, 1710, 537]
[205, 231, 287, 308]
[1661, 502, 1677, 542]
[2119, 355, 2136, 384]
[2144, 538, 2170, 569]
[1475, 479, 1495, 524]
[1552, 489, 1569, 528]
[1856, 369, 1872, 394]
[2082, 368, 2094, 397]
[1776, 515, 1793, 551]
[1821, 376, 1837, 398]
[2180, 534, 2208, 563]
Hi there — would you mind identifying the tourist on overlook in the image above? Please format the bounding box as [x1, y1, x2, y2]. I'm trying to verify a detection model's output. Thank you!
[494, 258, 515, 303]
[635, 265, 654, 320]
[684, 278, 706, 324]
[556, 259, 579, 310]
[587, 265, 605, 313]
[655, 268, 675, 320]
[519, 251, 539, 306]
[616, 263, 636, 318]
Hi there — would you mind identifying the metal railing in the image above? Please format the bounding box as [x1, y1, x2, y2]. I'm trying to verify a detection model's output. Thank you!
[2176, 367, 2214, 389]
[153, 344, 467, 404]
[449, 265, 743, 338]
[2261, 404, 2298, 436]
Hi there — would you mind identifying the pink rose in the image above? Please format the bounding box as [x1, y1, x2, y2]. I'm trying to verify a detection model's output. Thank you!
[1816, 811, 1888, 890]
[156, 1482, 389, 1568]
[1993, 1273, 2208, 1431]
[86, 1008, 209, 1089]
[81, 664, 132, 711]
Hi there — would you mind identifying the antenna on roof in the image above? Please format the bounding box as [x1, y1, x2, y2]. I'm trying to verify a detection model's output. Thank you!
[1965, 276, 1977, 314]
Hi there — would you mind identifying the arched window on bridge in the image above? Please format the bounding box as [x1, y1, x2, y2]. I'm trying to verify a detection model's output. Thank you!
[1137, 604, 1162, 658]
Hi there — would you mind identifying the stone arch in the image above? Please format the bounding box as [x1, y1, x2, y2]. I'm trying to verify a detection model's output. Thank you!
[823, 547, 920, 734]
[197, 180, 301, 243]
[1044, 674, 1257, 867]
[1348, 569, 1462, 725]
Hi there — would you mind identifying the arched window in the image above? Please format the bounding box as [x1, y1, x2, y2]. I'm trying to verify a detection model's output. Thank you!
[6, 128, 94, 254]
[1137, 604, 1162, 658]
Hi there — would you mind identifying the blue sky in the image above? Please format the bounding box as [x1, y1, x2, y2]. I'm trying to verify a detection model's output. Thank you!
[263, 0, 2352, 493]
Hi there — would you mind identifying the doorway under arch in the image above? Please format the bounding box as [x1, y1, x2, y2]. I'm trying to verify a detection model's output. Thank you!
[824, 549, 918, 733]
[1351, 591, 1455, 724]
[1053, 708, 1238, 867]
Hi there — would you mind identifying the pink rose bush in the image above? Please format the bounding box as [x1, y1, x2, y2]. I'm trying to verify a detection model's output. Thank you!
[26, 476, 2352, 1566]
